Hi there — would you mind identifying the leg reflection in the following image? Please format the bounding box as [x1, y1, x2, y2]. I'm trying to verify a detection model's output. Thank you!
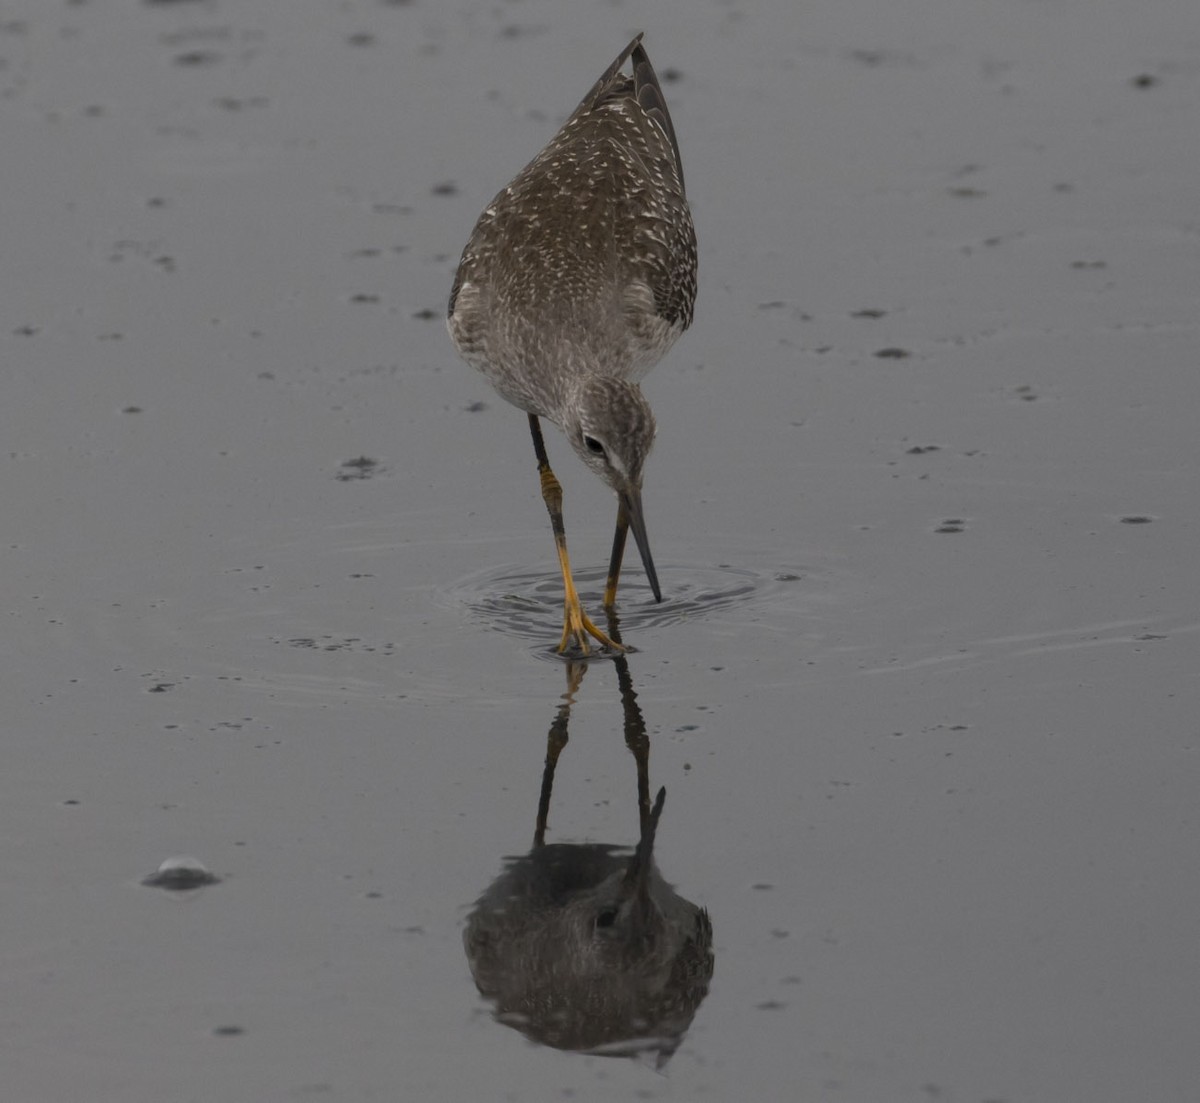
[465, 633, 714, 1064]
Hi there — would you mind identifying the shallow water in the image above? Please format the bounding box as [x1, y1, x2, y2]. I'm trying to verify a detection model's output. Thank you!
[3, 0, 1198, 1100]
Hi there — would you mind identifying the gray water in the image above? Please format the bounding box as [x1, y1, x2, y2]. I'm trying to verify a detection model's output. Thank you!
[3, 1, 1198, 1099]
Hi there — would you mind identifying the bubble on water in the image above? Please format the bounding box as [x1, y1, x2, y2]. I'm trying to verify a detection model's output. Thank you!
[141, 855, 220, 892]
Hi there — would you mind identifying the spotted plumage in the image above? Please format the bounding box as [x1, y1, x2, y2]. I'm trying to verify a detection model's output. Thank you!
[447, 34, 696, 653]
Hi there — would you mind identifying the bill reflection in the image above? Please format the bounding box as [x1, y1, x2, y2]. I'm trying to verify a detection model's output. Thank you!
[464, 647, 713, 1065]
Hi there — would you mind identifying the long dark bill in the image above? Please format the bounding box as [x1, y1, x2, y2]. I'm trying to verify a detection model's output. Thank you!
[621, 786, 667, 906]
[623, 487, 663, 603]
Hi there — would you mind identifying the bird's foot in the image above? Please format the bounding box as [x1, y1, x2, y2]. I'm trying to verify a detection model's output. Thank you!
[557, 600, 626, 655]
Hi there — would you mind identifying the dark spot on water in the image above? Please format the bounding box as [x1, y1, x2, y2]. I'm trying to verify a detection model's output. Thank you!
[906, 444, 940, 455]
[146, 682, 175, 693]
[349, 293, 380, 304]
[774, 572, 800, 582]
[173, 50, 221, 67]
[346, 32, 375, 47]
[142, 857, 220, 891]
[336, 456, 379, 481]
[1131, 73, 1158, 88]
[874, 347, 910, 359]
[213, 1025, 244, 1037]
[948, 186, 987, 198]
[1119, 515, 1154, 524]
[756, 999, 787, 1011]
[751, 883, 774, 892]
[1014, 385, 1038, 401]
[935, 519, 966, 534]
[852, 308, 886, 318]
[283, 635, 396, 656]
[464, 400, 488, 413]
[13, 324, 38, 336]
[431, 181, 458, 196]
[1070, 259, 1106, 269]
[676, 724, 699, 732]
[661, 67, 682, 83]
[122, 405, 143, 414]
[63, 798, 81, 805]
[756, 300, 787, 311]
[412, 308, 438, 320]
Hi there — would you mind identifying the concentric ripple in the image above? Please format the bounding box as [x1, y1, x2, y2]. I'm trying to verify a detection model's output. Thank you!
[444, 561, 820, 654]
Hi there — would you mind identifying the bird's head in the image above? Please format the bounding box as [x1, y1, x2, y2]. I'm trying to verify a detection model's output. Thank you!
[563, 376, 662, 602]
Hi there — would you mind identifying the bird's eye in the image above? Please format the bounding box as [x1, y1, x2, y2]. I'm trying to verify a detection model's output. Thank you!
[583, 435, 606, 457]
[595, 906, 619, 930]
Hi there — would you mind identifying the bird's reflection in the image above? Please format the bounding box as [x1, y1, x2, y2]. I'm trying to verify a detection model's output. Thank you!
[464, 625, 714, 1064]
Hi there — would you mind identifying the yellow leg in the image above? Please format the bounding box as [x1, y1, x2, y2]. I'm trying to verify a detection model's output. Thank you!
[534, 659, 587, 846]
[529, 415, 625, 655]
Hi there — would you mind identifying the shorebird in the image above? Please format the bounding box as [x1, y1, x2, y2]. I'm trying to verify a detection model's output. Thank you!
[465, 787, 714, 1061]
[447, 33, 696, 653]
